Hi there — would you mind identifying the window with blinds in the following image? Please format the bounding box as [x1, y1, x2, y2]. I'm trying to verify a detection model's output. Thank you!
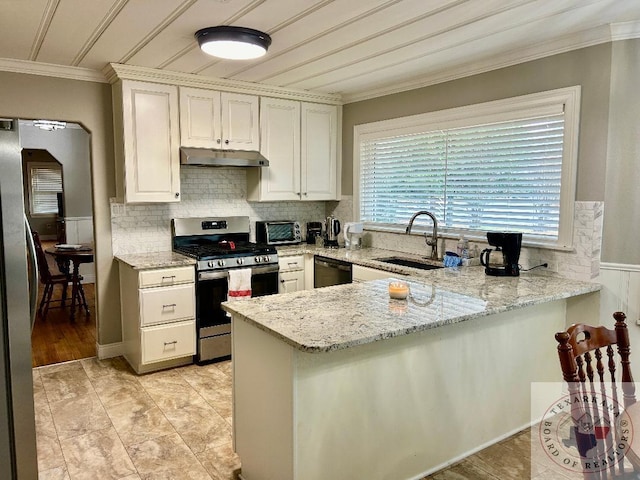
[29, 164, 62, 216]
[355, 87, 580, 248]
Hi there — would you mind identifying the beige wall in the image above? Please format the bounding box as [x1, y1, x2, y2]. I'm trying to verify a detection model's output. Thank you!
[603, 39, 640, 264]
[342, 43, 613, 202]
[342, 42, 640, 263]
[0, 71, 122, 345]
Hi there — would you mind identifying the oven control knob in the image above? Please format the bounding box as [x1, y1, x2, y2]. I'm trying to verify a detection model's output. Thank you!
[217, 260, 225, 267]
[236, 258, 244, 265]
[255, 256, 261, 263]
[262, 255, 270, 263]
[208, 261, 214, 268]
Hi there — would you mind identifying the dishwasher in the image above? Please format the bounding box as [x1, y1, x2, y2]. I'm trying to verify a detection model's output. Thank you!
[314, 255, 352, 288]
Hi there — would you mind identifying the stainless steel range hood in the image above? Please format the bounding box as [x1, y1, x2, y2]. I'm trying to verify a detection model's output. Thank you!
[180, 147, 269, 167]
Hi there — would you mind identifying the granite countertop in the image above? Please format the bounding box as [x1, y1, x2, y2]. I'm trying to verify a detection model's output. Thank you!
[276, 244, 439, 276]
[223, 247, 601, 353]
[115, 251, 196, 270]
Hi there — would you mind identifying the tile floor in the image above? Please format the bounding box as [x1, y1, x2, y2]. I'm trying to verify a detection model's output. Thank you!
[33, 357, 238, 480]
[33, 357, 614, 480]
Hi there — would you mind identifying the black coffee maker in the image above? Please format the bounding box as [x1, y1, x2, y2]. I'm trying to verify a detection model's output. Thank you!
[480, 232, 522, 276]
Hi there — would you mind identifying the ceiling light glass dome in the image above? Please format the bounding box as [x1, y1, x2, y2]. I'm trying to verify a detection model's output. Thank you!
[195, 26, 272, 60]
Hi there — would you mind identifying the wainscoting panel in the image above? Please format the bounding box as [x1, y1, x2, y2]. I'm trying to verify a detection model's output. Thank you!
[599, 263, 640, 372]
[65, 216, 95, 283]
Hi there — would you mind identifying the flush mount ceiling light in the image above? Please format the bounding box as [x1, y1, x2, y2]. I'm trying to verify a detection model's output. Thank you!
[195, 26, 272, 60]
[33, 120, 66, 131]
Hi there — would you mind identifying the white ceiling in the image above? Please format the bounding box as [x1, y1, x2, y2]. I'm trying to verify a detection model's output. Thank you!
[1, 0, 639, 103]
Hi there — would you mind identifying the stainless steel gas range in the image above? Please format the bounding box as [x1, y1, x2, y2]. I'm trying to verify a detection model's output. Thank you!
[171, 216, 279, 363]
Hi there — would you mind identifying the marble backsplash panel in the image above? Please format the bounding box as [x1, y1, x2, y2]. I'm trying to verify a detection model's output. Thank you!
[329, 197, 603, 282]
[110, 167, 326, 255]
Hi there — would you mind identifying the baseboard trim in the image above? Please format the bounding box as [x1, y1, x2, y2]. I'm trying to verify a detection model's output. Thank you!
[97, 342, 123, 359]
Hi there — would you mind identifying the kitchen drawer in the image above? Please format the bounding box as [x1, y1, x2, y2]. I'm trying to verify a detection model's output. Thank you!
[139, 283, 195, 326]
[141, 320, 196, 364]
[279, 255, 304, 272]
[138, 266, 194, 288]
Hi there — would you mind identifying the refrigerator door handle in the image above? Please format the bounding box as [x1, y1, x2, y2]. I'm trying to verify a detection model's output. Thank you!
[24, 214, 38, 332]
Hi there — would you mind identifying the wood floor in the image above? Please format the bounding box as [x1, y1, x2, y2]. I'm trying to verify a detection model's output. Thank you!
[31, 240, 96, 367]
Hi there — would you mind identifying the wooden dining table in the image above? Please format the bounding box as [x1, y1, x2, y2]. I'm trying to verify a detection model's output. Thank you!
[45, 245, 94, 322]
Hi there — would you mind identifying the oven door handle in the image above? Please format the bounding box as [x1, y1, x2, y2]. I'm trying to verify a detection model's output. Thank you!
[198, 264, 279, 281]
[252, 264, 280, 275]
[198, 270, 229, 281]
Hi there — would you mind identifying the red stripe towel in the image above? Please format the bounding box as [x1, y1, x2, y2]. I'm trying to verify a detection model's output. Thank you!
[228, 268, 252, 300]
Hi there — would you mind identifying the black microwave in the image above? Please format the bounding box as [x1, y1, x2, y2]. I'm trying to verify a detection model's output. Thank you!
[256, 221, 302, 245]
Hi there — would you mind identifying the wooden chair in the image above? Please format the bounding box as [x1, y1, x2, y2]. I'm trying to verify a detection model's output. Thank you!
[556, 312, 640, 479]
[31, 231, 72, 321]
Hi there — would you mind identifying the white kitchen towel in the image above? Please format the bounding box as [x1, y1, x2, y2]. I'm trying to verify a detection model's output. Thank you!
[228, 268, 252, 301]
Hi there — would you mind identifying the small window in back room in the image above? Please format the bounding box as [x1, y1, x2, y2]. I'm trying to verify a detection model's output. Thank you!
[28, 163, 63, 216]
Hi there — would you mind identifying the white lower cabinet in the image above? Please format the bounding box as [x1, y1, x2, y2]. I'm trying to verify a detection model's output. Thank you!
[278, 255, 305, 293]
[119, 263, 196, 374]
[352, 265, 401, 282]
[141, 321, 196, 364]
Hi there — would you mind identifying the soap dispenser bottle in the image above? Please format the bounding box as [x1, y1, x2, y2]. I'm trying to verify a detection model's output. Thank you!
[456, 235, 469, 259]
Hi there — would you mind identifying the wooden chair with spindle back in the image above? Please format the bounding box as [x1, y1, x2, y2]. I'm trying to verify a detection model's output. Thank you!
[555, 312, 640, 479]
[32, 230, 70, 321]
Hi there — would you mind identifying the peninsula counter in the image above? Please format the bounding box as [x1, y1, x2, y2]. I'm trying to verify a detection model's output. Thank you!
[222, 268, 600, 480]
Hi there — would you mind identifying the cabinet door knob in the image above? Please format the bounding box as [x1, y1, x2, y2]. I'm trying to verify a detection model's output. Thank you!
[224, 139, 229, 145]
[175, 192, 180, 198]
[216, 139, 221, 144]
[303, 192, 308, 196]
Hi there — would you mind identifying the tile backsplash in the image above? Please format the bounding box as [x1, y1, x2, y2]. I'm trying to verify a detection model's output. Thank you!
[110, 167, 326, 255]
[329, 197, 603, 282]
[112, 172, 603, 283]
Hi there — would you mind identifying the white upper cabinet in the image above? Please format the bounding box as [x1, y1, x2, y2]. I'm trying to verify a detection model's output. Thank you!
[179, 87, 221, 148]
[113, 80, 181, 203]
[179, 87, 259, 150]
[248, 99, 340, 202]
[301, 103, 338, 201]
[222, 92, 260, 150]
[252, 98, 301, 201]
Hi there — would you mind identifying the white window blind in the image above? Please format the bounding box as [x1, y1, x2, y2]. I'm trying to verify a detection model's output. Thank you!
[356, 87, 580, 247]
[29, 165, 62, 215]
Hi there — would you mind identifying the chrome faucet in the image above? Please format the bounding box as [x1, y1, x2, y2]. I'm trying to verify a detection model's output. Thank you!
[405, 211, 439, 260]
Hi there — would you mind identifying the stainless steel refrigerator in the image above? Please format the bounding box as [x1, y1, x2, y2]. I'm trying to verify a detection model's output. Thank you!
[0, 118, 39, 479]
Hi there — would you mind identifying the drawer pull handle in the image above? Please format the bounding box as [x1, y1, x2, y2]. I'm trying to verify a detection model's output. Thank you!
[161, 275, 176, 280]
[287, 262, 298, 266]
[162, 303, 177, 309]
[164, 341, 178, 346]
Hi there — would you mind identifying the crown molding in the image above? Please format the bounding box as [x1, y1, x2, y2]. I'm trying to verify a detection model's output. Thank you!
[342, 22, 640, 104]
[609, 20, 640, 41]
[0, 57, 107, 83]
[103, 63, 343, 105]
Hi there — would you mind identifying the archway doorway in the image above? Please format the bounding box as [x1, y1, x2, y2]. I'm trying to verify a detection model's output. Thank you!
[20, 120, 96, 367]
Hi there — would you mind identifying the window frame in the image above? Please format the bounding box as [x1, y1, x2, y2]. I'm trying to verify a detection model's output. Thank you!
[352, 86, 581, 250]
[27, 161, 63, 217]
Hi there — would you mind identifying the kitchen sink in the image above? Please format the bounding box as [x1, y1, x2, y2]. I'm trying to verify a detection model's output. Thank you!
[374, 256, 443, 271]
